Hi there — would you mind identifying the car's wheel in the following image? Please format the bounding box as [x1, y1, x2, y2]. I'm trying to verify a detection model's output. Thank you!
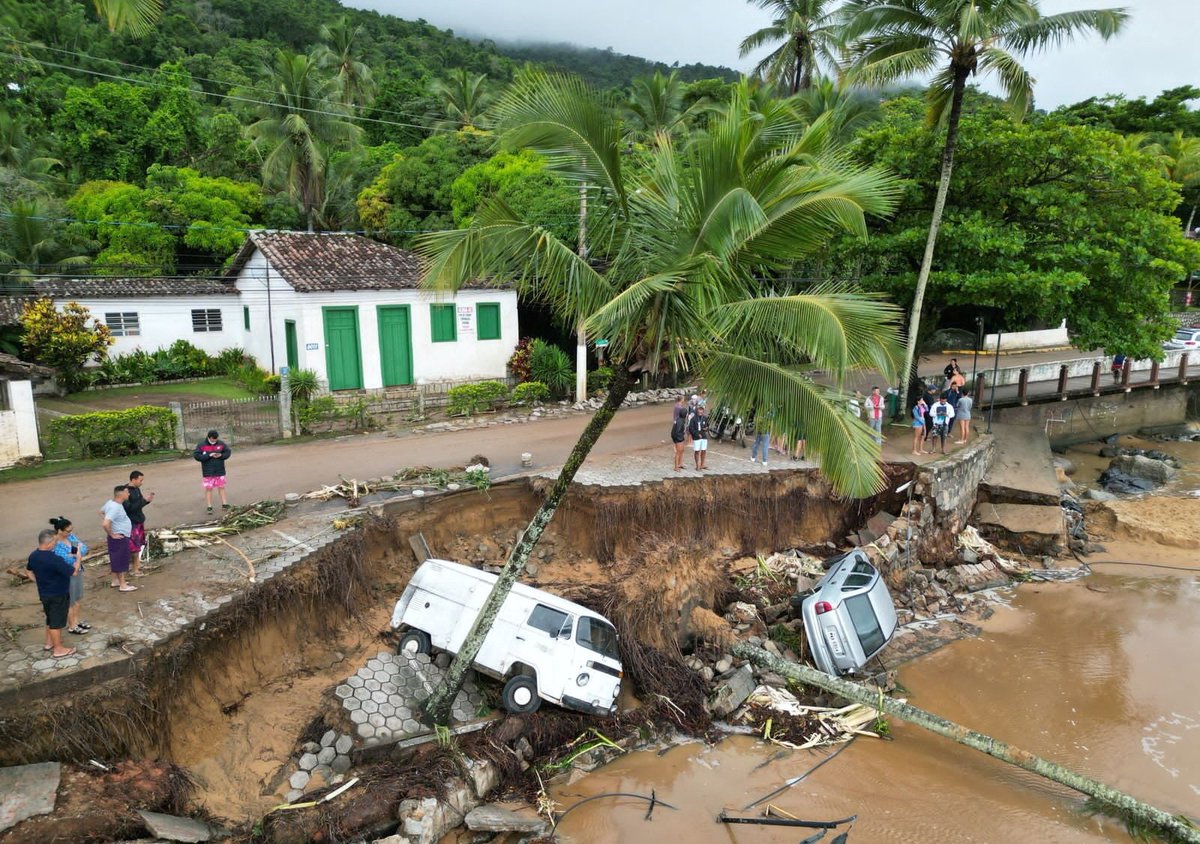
[502, 674, 541, 714]
[397, 629, 431, 657]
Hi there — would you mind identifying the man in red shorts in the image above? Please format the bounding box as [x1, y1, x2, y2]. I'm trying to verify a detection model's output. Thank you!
[194, 429, 232, 515]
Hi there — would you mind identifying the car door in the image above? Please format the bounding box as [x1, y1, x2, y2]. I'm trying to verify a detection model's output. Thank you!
[518, 604, 573, 701]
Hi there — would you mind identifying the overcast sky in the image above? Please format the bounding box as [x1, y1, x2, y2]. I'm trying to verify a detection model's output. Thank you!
[345, 0, 1198, 109]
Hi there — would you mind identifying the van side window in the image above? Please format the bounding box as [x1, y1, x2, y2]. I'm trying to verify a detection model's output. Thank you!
[528, 604, 571, 638]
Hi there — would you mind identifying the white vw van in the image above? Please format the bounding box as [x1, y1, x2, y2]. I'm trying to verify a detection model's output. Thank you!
[390, 559, 623, 715]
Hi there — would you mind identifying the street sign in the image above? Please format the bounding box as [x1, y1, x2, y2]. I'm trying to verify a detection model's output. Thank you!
[595, 339, 609, 348]
[279, 366, 290, 376]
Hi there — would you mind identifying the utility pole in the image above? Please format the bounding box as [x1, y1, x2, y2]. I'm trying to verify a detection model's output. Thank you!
[971, 316, 983, 390]
[575, 182, 588, 404]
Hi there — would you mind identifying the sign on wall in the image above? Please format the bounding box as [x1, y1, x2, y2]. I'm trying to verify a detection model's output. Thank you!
[457, 305, 474, 334]
[306, 343, 319, 350]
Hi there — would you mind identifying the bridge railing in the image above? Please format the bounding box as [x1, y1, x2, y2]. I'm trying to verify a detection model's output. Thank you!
[975, 352, 1192, 408]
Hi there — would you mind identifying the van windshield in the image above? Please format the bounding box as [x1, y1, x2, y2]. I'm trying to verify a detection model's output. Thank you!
[577, 617, 620, 661]
[845, 594, 885, 657]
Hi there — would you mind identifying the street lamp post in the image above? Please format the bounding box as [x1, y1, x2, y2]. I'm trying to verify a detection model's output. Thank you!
[986, 331, 1002, 434]
[971, 316, 984, 392]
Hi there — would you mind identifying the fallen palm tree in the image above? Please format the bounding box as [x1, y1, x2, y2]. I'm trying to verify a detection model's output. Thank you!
[734, 643, 1200, 844]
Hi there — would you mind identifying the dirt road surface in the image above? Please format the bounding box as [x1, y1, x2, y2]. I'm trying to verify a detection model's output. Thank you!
[1, 404, 676, 562]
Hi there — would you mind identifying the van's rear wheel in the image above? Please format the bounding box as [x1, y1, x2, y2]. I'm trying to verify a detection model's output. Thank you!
[502, 675, 541, 714]
[397, 629, 431, 657]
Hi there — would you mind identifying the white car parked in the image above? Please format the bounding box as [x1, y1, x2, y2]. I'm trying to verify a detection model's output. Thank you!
[1163, 328, 1200, 352]
[391, 559, 623, 715]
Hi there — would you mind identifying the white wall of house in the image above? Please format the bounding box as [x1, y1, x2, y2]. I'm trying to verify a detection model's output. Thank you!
[58, 297, 242, 357]
[235, 251, 519, 390]
[0, 380, 41, 468]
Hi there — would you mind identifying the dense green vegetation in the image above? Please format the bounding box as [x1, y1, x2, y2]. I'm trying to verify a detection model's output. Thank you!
[1, 0, 1199, 368]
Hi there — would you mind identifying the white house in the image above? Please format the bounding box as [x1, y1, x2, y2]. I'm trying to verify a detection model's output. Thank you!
[226, 232, 519, 390]
[0, 354, 49, 468]
[37, 232, 520, 391]
[33, 277, 241, 357]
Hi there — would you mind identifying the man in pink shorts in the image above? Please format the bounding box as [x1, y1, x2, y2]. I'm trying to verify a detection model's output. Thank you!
[194, 429, 232, 515]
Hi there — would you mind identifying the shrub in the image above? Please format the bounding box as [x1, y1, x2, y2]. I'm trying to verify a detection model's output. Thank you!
[294, 396, 367, 434]
[20, 298, 113, 393]
[231, 361, 272, 394]
[587, 366, 614, 394]
[213, 347, 246, 374]
[529, 339, 573, 395]
[93, 343, 248, 386]
[47, 405, 176, 458]
[506, 336, 535, 382]
[447, 380, 509, 416]
[286, 368, 320, 402]
[509, 381, 550, 405]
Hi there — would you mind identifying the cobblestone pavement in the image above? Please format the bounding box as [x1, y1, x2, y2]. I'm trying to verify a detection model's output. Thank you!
[336, 651, 484, 749]
[538, 442, 817, 486]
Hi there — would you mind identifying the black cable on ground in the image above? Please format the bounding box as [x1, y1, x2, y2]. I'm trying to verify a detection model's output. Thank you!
[1089, 560, 1200, 573]
[743, 736, 859, 810]
[553, 791, 679, 828]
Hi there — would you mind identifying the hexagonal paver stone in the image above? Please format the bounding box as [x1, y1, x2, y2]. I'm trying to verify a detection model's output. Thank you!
[285, 789, 303, 803]
[364, 678, 381, 692]
[396, 706, 413, 720]
[366, 658, 382, 672]
[349, 709, 368, 725]
[368, 713, 386, 728]
[320, 730, 337, 748]
[343, 697, 361, 713]
[360, 699, 379, 715]
[346, 675, 364, 688]
[381, 682, 399, 695]
[331, 755, 351, 774]
[356, 722, 375, 739]
[289, 770, 310, 791]
[400, 718, 420, 735]
[334, 685, 353, 700]
[373, 728, 392, 744]
[316, 746, 336, 766]
[334, 735, 353, 754]
[298, 753, 318, 772]
[352, 687, 370, 701]
[378, 703, 395, 718]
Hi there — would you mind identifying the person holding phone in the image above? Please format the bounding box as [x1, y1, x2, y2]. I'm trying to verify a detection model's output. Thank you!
[50, 516, 90, 635]
[124, 470, 154, 576]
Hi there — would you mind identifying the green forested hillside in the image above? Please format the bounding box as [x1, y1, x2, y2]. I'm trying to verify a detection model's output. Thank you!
[494, 42, 737, 89]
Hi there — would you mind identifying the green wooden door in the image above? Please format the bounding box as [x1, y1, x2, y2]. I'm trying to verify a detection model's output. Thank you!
[377, 306, 413, 387]
[322, 307, 363, 390]
[284, 320, 298, 371]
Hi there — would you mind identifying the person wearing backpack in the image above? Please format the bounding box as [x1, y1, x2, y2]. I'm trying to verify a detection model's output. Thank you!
[670, 397, 689, 471]
[688, 405, 710, 470]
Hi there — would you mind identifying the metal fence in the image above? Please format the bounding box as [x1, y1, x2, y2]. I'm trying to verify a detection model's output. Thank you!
[327, 377, 519, 419]
[178, 395, 282, 447]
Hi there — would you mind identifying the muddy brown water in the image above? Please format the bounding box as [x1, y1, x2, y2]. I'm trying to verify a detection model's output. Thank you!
[549, 439, 1200, 844]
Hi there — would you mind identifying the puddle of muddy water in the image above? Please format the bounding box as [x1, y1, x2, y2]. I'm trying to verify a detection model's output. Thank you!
[550, 571, 1200, 843]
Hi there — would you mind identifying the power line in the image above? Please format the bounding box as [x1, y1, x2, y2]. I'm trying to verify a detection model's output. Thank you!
[3, 50, 461, 136]
[6, 37, 452, 128]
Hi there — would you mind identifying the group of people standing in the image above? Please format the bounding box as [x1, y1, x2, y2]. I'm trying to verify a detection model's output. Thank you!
[910, 359, 974, 455]
[671, 393, 711, 471]
[23, 429, 234, 661]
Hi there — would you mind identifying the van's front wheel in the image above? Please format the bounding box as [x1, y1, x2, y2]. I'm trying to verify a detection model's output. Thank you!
[397, 629, 431, 657]
[502, 675, 541, 714]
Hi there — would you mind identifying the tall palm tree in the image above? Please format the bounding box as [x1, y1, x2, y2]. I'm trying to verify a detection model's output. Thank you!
[428, 69, 496, 130]
[0, 199, 89, 280]
[625, 70, 707, 142]
[841, 0, 1127, 406]
[246, 50, 362, 232]
[315, 17, 376, 109]
[1159, 130, 1200, 231]
[739, 0, 846, 94]
[415, 70, 904, 724]
[91, 0, 162, 35]
[0, 110, 60, 181]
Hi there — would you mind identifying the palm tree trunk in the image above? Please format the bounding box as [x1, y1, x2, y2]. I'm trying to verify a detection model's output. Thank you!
[422, 363, 636, 725]
[1186, 202, 1197, 233]
[733, 643, 1200, 844]
[894, 73, 968, 415]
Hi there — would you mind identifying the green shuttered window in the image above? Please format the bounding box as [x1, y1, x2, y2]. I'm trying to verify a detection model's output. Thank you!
[430, 304, 456, 342]
[476, 302, 501, 340]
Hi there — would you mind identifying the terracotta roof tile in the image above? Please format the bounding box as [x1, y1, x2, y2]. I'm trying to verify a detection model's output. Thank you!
[0, 295, 34, 326]
[32, 278, 237, 298]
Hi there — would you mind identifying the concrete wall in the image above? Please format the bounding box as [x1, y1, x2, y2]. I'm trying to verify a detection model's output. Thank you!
[0, 380, 41, 467]
[989, 384, 1193, 445]
[980, 349, 1189, 388]
[983, 321, 1068, 352]
[58, 297, 242, 357]
[235, 250, 519, 389]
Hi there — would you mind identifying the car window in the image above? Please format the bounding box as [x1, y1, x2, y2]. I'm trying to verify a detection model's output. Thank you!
[527, 604, 571, 638]
[851, 560, 875, 576]
[841, 573, 873, 591]
[845, 594, 885, 656]
[577, 616, 620, 661]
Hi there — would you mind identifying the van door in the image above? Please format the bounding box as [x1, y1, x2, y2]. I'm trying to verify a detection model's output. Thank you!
[517, 603, 574, 701]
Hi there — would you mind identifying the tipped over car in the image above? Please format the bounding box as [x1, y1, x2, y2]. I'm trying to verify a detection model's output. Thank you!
[792, 549, 898, 676]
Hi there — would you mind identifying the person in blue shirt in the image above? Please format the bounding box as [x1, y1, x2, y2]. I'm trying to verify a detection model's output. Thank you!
[24, 528, 79, 658]
[50, 516, 90, 636]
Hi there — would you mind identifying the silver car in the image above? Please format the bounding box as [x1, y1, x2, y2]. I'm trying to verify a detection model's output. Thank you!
[793, 550, 898, 676]
[1163, 328, 1200, 351]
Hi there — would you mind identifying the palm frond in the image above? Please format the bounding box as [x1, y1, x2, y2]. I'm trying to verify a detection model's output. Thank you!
[978, 47, 1034, 119]
[1002, 8, 1129, 54]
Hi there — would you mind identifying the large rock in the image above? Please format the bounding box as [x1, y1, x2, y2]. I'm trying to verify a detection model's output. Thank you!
[1098, 468, 1158, 495]
[1108, 454, 1177, 485]
[137, 811, 212, 843]
[464, 805, 546, 834]
[708, 664, 755, 717]
[0, 762, 60, 833]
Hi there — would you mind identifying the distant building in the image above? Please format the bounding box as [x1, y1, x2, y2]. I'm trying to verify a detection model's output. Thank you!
[35, 232, 519, 391]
